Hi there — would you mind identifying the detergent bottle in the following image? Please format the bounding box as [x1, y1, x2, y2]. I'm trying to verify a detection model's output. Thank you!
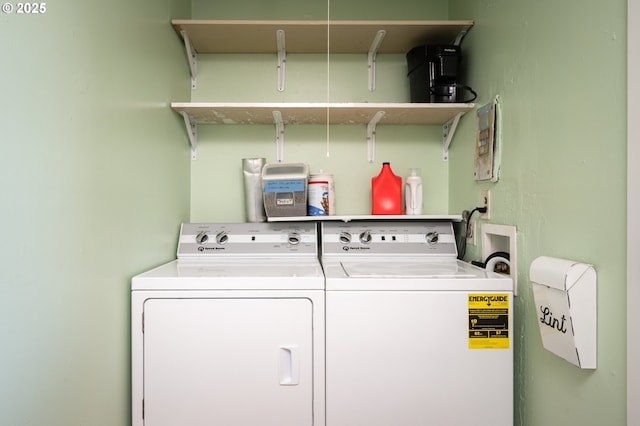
[404, 168, 423, 215]
[371, 162, 402, 215]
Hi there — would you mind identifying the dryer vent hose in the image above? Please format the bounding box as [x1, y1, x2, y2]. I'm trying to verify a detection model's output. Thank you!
[471, 251, 511, 275]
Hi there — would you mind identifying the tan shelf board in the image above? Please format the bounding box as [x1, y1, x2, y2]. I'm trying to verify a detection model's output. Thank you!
[171, 19, 473, 54]
[171, 102, 475, 126]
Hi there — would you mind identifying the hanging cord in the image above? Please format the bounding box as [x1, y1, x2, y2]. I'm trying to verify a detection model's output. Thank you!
[429, 84, 478, 103]
[457, 84, 478, 103]
[457, 206, 487, 260]
[325, 0, 331, 157]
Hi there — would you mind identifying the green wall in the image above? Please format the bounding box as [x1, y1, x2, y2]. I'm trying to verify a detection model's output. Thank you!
[192, 0, 448, 20]
[448, 1, 627, 425]
[0, 0, 191, 424]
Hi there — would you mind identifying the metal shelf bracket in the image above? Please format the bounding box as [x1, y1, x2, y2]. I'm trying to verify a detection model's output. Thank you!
[180, 112, 198, 160]
[276, 30, 286, 92]
[273, 110, 285, 162]
[367, 111, 386, 162]
[367, 30, 386, 91]
[453, 24, 472, 46]
[180, 30, 198, 89]
[442, 112, 463, 161]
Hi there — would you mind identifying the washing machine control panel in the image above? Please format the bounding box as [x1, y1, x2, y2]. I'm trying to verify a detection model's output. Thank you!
[321, 221, 457, 257]
[178, 222, 318, 257]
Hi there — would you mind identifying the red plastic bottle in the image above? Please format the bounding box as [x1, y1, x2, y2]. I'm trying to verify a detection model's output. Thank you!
[371, 162, 402, 214]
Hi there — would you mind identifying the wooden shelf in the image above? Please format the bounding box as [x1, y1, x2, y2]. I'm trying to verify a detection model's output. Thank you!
[171, 102, 474, 126]
[172, 102, 473, 162]
[172, 19, 474, 54]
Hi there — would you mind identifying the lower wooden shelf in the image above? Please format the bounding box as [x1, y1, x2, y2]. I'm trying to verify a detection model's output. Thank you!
[171, 102, 473, 125]
[172, 102, 474, 162]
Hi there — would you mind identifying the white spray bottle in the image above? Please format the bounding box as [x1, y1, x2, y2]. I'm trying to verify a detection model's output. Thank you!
[405, 168, 423, 215]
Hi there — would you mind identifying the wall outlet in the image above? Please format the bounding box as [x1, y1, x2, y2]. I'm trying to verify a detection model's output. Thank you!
[480, 189, 490, 219]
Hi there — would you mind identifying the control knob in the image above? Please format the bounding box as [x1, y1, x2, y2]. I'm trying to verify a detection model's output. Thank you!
[215, 231, 229, 245]
[359, 230, 372, 244]
[195, 231, 209, 245]
[426, 231, 439, 244]
[288, 232, 301, 245]
[339, 231, 352, 244]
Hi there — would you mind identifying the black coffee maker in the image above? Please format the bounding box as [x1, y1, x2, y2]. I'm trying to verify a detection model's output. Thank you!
[406, 45, 476, 103]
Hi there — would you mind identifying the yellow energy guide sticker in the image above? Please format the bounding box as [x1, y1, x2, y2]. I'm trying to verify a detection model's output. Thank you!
[468, 293, 510, 349]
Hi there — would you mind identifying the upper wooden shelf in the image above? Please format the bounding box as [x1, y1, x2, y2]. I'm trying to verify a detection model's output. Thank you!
[171, 19, 474, 54]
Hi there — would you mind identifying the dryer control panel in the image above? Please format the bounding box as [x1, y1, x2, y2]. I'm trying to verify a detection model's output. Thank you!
[178, 222, 318, 257]
[321, 221, 457, 257]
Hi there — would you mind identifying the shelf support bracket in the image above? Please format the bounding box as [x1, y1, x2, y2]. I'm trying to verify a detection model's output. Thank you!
[276, 30, 286, 92]
[366, 111, 386, 162]
[367, 30, 386, 92]
[273, 110, 285, 162]
[180, 112, 198, 160]
[453, 24, 472, 46]
[180, 30, 198, 89]
[442, 112, 463, 161]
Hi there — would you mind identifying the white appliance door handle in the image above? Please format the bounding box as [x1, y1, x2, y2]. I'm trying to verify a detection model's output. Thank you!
[278, 345, 300, 385]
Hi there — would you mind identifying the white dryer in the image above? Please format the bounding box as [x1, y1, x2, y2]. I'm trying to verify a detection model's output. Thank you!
[321, 221, 513, 426]
[131, 222, 325, 426]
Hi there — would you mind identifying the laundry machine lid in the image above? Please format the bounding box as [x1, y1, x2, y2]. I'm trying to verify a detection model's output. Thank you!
[132, 258, 325, 290]
[339, 259, 477, 278]
[323, 258, 512, 291]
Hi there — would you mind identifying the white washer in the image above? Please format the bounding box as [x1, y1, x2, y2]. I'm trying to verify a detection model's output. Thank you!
[321, 221, 513, 426]
[131, 222, 325, 426]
